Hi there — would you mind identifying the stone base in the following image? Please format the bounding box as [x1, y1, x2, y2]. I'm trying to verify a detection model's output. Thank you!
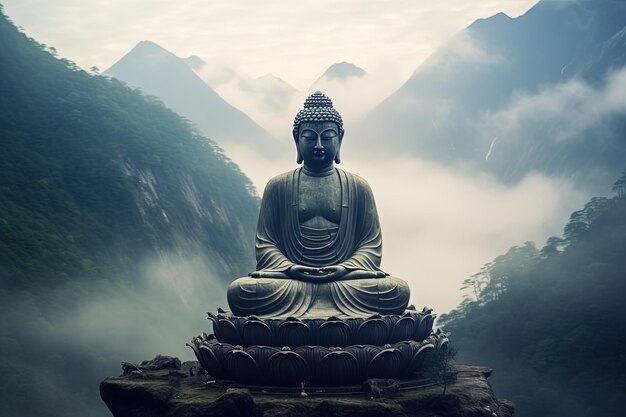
[100, 357, 515, 417]
[188, 332, 448, 386]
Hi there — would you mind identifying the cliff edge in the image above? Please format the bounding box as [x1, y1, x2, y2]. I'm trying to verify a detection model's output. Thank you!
[100, 355, 514, 417]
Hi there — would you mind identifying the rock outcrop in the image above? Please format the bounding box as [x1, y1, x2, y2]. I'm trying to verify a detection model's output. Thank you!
[100, 355, 514, 417]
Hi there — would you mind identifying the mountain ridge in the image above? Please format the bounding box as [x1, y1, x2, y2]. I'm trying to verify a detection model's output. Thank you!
[356, 0, 626, 191]
[105, 40, 275, 150]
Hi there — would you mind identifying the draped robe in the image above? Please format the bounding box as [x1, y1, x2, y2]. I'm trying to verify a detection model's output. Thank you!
[227, 168, 410, 317]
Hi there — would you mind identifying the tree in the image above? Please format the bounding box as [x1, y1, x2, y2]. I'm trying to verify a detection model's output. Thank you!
[612, 169, 626, 198]
[435, 344, 458, 395]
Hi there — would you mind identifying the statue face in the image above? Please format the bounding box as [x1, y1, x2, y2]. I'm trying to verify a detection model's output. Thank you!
[296, 122, 342, 168]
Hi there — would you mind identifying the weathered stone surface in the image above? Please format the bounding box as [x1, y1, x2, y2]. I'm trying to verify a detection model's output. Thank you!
[140, 355, 182, 370]
[121, 354, 182, 375]
[362, 378, 400, 398]
[101, 358, 515, 417]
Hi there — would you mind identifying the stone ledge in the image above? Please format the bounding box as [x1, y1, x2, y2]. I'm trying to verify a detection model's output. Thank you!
[100, 358, 514, 417]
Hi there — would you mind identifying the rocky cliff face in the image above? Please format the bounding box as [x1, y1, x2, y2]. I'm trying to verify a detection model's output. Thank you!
[100, 355, 514, 417]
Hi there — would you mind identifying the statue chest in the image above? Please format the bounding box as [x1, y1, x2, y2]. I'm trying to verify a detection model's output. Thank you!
[298, 174, 342, 226]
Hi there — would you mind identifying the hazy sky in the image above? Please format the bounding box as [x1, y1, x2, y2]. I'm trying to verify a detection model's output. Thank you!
[2, 0, 537, 89]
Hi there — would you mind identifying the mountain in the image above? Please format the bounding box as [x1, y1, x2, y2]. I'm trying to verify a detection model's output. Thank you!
[358, 0, 626, 190]
[0, 8, 259, 417]
[311, 61, 367, 86]
[248, 74, 299, 109]
[188, 61, 300, 139]
[0, 36, 259, 287]
[105, 41, 275, 150]
[439, 170, 626, 417]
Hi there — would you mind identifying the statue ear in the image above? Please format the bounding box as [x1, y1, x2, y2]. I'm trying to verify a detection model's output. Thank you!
[293, 128, 303, 164]
[335, 130, 344, 164]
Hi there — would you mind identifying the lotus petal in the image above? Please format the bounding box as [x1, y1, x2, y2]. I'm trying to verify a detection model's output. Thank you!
[317, 350, 359, 386]
[198, 344, 223, 378]
[277, 320, 312, 347]
[218, 318, 240, 345]
[393, 340, 421, 373]
[367, 347, 403, 379]
[268, 351, 308, 386]
[318, 320, 351, 347]
[246, 345, 280, 373]
[416, 314, 433, 341]
[390, 316, 415, 343]
[355, 318, 388, 345]
[224, 349, 260, 384]
[243, 319, 273, 346]
[344, 345, 380, 380]
[409, 343, 435, 372]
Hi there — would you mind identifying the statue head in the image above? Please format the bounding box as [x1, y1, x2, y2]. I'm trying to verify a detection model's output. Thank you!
[293, 91, 344, 167]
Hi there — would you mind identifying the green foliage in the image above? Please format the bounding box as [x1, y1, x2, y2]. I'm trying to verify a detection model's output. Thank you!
[441, 172, 626, 417]
[0, 9, 262, 417]
[0, 9, 258, 289]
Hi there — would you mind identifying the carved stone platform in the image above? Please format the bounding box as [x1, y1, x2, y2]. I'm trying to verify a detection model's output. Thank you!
[206, 308, 435, 348]
[187, 331, 448, 386]
[188, 307, 447, 387]
[100, 358, 515, 417]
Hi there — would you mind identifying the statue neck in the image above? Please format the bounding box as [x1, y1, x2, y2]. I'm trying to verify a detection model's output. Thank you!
[302, 164, 335, 177]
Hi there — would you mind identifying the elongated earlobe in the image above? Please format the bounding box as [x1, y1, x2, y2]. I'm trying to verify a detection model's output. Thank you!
[335, 132, 343, 164]
[293, 128, 303, 164]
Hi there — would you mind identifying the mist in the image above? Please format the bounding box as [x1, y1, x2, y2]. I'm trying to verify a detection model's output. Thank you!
[0, 253, 228, 417]
[480, 67, 626, 143]
[191, 59, 408, 139]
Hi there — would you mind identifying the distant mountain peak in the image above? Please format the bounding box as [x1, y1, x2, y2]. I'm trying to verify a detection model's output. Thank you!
[318, 62, 366, 82]
[468, 11, 511, 30]
[255, 73, 297, 90]
[104, 40, 275, 148]
[132, 40, 168, 53]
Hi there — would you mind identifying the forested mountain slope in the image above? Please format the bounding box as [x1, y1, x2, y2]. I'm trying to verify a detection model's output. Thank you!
[0, 8, 258, 288]
[441, 170, 626, 417]
[0, 6, 259, 417]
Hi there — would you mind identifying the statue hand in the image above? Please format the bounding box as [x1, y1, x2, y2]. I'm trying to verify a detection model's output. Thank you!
[317, 265, 348, 281]
[288, 265, 348, 282]
[288, 265, 324, 281]
[340, 269, 387, 280]
[249, 270, 289, 279]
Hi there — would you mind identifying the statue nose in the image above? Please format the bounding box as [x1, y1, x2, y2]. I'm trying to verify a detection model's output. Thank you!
[314, 136, 323, 149]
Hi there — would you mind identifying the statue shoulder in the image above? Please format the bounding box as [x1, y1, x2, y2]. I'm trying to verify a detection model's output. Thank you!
[263, 169, 299, 193]
[338, 169, 374, 194]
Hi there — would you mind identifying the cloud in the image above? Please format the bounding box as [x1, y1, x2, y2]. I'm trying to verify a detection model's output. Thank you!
[481, 67, 626, 143]
[197, 61, 407, 138]
[0, 250, 229, 417]
[346, 156, 585, 313]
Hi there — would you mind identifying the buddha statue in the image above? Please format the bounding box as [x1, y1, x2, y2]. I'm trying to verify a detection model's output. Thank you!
[227, 92, 410, 318]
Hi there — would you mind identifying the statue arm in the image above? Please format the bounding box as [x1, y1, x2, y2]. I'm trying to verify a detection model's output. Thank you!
[336, 176, 387, 279]
[252, 178, 296, 277]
